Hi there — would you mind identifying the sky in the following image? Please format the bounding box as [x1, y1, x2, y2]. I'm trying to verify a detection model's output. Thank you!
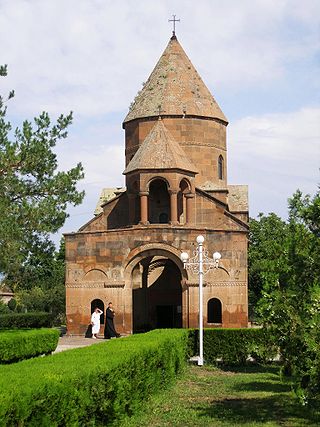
[1, 0, 319, 246]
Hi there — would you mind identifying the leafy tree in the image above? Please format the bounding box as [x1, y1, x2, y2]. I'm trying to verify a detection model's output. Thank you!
[248, 212, 289, 320]
[249, 187, 320, 405]
[0, 65, 84, 278]
[10, 238, 66, 323]
[285, 189, 320, 403]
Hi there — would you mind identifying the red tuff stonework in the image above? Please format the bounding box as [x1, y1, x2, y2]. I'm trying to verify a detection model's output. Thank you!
[65, 35, 249, 336]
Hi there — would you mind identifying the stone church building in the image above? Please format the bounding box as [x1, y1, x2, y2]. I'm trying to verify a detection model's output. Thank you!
[65, 33, 249, 335]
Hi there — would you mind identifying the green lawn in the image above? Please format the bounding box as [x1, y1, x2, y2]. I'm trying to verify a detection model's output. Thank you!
[119, 364, 319, 427]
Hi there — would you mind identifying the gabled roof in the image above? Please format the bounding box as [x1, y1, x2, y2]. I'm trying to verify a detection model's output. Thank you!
[123, 35, 227, 124]
[195, 188, 249, 231]
[123, 118, 199, 175]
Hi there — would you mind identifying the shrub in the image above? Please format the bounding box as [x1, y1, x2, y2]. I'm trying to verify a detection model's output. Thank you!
[0, 312, 54, 329]
[248, 327, 279, 363]
[0, 329, 188, 426]
[188, 328, 277, 365]
[0, 328, 59, 363]
[0, 301, 10, 314]
[7, 298, 17, 311]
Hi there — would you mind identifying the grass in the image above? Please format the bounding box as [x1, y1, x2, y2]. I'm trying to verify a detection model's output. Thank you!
[118, 364, 320, 427]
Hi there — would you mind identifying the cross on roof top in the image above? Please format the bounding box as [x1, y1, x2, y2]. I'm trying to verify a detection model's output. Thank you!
[168, 14, 180, 37]
[156, 105, 166, 118]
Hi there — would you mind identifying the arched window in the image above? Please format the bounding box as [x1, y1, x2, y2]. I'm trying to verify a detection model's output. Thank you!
[148, 179, 170, 224]
[91, 299, 105, 324]
[218, 155, 224, 180]
[178, 179, 190, 224]
[207, 298, 222, 323]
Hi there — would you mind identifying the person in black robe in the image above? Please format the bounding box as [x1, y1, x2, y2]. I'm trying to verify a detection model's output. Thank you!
[104, 302, 120, 339]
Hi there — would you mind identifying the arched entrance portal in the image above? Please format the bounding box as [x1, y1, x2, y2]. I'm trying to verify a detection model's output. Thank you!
[132, 256, 182, 333]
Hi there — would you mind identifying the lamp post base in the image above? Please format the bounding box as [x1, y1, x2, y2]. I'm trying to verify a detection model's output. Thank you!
[189, 355, 204, 366]
[198, 357, 204, 366]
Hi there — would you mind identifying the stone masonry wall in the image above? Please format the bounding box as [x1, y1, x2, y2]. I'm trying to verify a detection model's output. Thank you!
[124, 117, 227, 189]
[65, 225, 248, 335]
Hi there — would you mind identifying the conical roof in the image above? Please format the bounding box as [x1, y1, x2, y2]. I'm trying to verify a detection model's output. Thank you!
[123, 118, 199, 175]
[123, 35, 227, 124]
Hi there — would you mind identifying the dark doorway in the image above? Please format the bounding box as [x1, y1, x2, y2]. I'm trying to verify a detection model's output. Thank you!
[207, 298, 222, 323]
[133, 257, 182, 332]
[91, 299, 105, 324]
[157, 305, 179, 328]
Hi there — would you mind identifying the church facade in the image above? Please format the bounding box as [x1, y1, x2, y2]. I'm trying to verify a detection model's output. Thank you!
[65, 34, 249, 335]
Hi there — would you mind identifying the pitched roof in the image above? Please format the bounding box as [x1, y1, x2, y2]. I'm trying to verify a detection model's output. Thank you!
[123, 118, 199, 175]
[123, 36, 227, 124]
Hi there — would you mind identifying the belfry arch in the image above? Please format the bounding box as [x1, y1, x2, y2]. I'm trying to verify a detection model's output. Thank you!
[178, 178, 191, 224]
[148, 178, 170, 224]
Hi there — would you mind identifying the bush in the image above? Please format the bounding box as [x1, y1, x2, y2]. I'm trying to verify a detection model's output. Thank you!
[0, 301, 10, 314]
[15, 285, 66, 326]
[0, 329, 188, 426]
[188, 328, 278, 365]
[0, 312, 54, 329]
[248, 327, 279, 363]
[7, 298, 17, 311]
[0, 328, 59, 363]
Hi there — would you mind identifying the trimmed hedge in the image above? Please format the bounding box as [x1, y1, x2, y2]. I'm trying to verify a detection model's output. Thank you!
[0, 329, 188, 426]
[188, 327, 278, 365]
[0, 328, 59, 364]
[0, 312, 54, 329]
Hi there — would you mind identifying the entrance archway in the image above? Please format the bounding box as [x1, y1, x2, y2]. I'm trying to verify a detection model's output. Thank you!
[132, 256, 182, 333]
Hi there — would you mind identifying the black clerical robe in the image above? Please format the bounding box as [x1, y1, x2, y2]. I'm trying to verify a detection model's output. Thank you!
[104, 307, 119, 339]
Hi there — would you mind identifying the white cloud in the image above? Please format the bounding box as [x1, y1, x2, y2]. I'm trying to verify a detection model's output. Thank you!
[1, 0, 319, 239]
[1, 0, 319, 117]
[55, 118, 125, 188]
[52, 138, 125, 244]
[228, 107, 320, 217]
[229, 108, 320, 159]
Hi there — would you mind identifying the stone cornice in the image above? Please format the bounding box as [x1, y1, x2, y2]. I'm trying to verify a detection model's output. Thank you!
[66, 282, 125, 289]
[64, 225, 248, 238]
[187, 281, 247, 287]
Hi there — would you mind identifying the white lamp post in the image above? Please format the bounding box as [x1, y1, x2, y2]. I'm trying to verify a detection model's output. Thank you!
[180, 235, 221, 366]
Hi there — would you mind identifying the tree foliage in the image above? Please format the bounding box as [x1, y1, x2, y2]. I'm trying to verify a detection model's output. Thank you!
[249, 187, 320, 405]
[10, 238, 66, 324]
[248, 212, 289, 319]
[0, 65, 84, 278]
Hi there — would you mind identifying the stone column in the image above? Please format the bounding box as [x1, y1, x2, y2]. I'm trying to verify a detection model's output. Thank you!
[185, 193, 195, 225]
[139, 191, 149, 225]
[169, 190, 178, 224]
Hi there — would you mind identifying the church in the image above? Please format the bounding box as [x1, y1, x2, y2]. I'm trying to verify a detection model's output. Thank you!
[65, 30, 249, 335]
